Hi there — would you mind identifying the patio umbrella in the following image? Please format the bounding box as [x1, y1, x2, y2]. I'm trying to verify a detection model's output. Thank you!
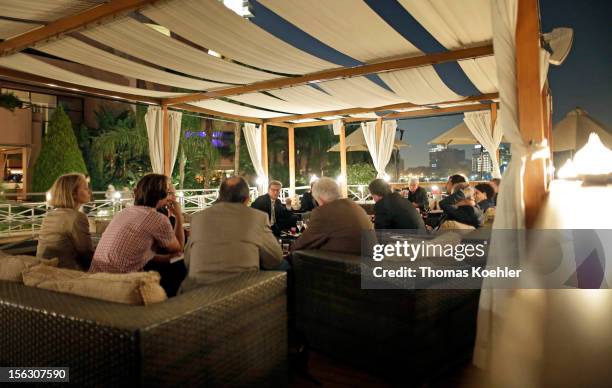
[552, 108, 612, 152]
[428, 121, 507, 145]
[327, 127, 409, 152]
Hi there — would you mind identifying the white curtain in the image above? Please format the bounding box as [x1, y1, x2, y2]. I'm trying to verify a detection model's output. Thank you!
[145, 106, 164, 174]
[145, 106, 182, 175]
[473, 0, 551, 370]
[464, 110, 503, 178]
[361, 120, 397, 178]
[168, 110, 182, 176]
[243, 123, 267, 192]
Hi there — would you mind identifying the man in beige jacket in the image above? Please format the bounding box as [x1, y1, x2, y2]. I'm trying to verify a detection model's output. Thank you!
[181, 176, 283, 289]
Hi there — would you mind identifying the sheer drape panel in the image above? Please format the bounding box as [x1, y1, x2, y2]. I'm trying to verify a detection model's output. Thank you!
[243, 123, 266, 191]
[168, 111, 182, 176]
[463, 111, 503, 178]
[361, 120, 397, 178]
[145, 106, 164, 174]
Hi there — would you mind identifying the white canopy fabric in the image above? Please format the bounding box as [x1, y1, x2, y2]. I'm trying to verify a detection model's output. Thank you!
[318, 77, 405, 108]
[142, 0, 336, 75]
[328, 126, 409, 152]
[464, 110, 503, 178]
[269, 85, 353, 112]
[397, 0, 492, 50]
[361, 121, 398, 178]
[145, 106, 182, 175]
[458, 57, 498, 94]
[231, 92, 328, 115]
[0, 0, 102, 22]
[82, 18, 272, 85]
[552, 108, 612, 152]
[38, 37, 221, 91]
[259, 0, 420, 62]
[243, 123, 267, 191]
[188, 100, 287, 120]
[0, 53, 186, 98]
[378, 66, 463, 105]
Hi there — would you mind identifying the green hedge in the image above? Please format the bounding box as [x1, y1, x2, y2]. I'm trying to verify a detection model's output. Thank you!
[32, 105, 88, 192]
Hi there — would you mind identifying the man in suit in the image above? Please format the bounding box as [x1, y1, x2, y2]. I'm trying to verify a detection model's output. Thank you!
[291, 177, 373, 255]
[251, 180, 296, 234]
[439, 174, 469, 208]
[369, 179, 426, 231]
[181, 176, 284, 289]
[404, 177, 429, 213]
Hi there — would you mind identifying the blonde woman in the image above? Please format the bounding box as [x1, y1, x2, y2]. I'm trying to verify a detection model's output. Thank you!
[36, 173, 93, 269]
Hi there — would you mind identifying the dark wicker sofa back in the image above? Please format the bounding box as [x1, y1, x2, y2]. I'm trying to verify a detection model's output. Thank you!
[0, 271, 287, 387]
[292, 250, 479, 384]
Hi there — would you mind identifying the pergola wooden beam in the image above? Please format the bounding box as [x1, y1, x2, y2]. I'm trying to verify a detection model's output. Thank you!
[287, 103, 494, 128]
[0, 66, 162, 104]
[0, 0, 161, 56]
[173, 104, 263, 124]
[264, 93, 498, 124]
[162, 44, 493, 106]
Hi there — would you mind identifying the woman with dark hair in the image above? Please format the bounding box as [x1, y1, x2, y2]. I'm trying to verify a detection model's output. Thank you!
[474, 183, 496, 212]
[89, 174, 184, 274]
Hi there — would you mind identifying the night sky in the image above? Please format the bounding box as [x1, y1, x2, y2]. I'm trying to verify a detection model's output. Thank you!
[398, 0, 612, 167]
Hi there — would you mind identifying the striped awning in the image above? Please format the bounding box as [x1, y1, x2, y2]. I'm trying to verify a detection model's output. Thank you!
[0, 0, 502, 122]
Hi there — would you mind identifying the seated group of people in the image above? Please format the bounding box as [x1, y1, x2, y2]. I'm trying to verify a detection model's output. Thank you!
[35, 172, 499, 294]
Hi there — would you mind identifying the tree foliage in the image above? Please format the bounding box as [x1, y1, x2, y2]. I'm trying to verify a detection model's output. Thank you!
[0, 93, 23, 112]
[32, 105, 88, 192]
[89, 106, 150, 190]
[347, 162, 377, 185]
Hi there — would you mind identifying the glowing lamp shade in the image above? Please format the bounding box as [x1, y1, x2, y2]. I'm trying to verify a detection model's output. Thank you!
[573, 133, 612, 175]
[431, 185, 440, 193]
[382, 173, 391, 182]
[557, 159, 578, 179]
[45, 192, 52, 202]
[309, 175, 319, 184]
[113, 191, 122, 200]
[336, 175, 346, 184]
[256, 176, 265, 186]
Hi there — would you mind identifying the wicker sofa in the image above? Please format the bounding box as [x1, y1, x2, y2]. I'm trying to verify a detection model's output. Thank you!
[291, 250, 480, 384]
[0, 271, 288, 387]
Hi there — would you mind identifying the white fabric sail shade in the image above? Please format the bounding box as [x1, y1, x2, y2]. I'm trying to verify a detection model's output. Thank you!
[0, 0, 103, 22]
[142, 0, 336, 75]
[429, 120, 506, 146]
[463, 110, 503, 178]
[188, 100, 287, 120]
[82, 18, 273, 85]
[259, 0, 420, 62]
[144, 106, 182, 175]
[361, 120, 398, 178]
[38, 37, 222, 91]
[0, 53, 186, 98]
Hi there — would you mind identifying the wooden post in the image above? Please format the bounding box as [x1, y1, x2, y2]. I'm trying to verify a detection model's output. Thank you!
[516, 0, 546, 228]
[162, 105, 171, 176]
[20, 147, 29, 196]
[233, 122, 241, 175]
[490, 103, 501, 169]
[261, 123, 268, 182]
[0, 152, 6, 182]
[288, 125, 296, 197]
[339, 122, 348, 198]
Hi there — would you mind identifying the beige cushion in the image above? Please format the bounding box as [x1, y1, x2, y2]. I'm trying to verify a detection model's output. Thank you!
[439, 220, 476, 231]
[0, 254, 58, 282]
[22, 265, 167, 305]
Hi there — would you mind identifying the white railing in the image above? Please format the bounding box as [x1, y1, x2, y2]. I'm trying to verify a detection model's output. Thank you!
[1, 185, 379, 238]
